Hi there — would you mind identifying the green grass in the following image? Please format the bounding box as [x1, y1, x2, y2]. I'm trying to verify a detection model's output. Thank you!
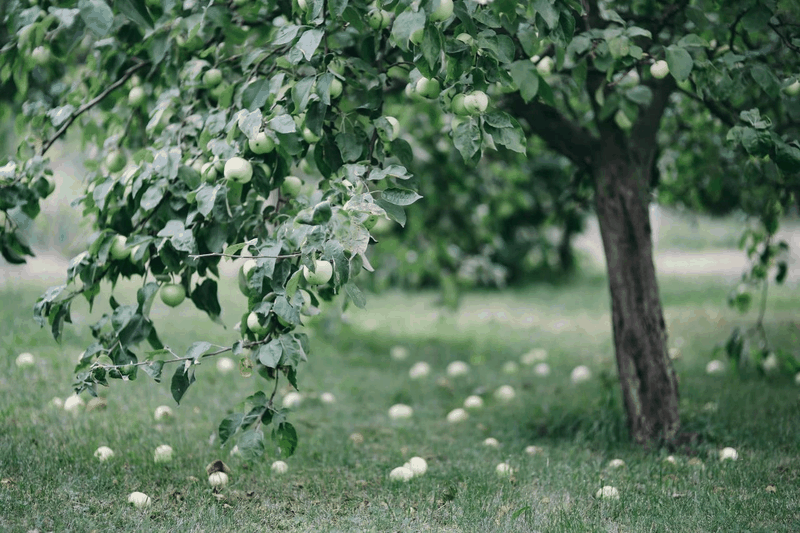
[2, 272, 800, 532]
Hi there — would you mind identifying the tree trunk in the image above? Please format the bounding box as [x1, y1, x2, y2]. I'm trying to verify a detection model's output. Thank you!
[593, 133, 680, 445]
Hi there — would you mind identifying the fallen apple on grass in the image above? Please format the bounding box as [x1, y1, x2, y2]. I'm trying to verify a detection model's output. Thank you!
[271, 460, 289, 474]
[154, 444, 173, 463]
[208, 471, 229, 488]
[15, 352, 35, 367]
[127, 491, 151, 508]
[463, 395, 484, 410]
[154, 405, 173, 421]
[388, 404, 413, 419]
[94, 446, 115, 462]
[389, 466, 414, 482]
[408, 361, 431, 379]
[596, 485, 620, 500]
[494, 385, 516, 402]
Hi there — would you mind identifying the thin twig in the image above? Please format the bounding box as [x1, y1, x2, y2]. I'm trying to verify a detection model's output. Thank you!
[189, 252, 301, 260]
[40, 61, 150, 156]
[93, 338, 271, 370]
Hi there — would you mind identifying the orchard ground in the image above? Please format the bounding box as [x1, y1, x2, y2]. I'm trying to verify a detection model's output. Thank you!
[2, 235, 800, 530]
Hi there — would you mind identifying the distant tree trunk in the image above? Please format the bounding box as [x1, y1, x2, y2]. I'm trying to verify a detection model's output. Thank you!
[592, 130, 679, 445]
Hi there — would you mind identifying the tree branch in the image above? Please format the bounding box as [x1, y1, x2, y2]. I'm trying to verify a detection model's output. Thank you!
[503, 93, 598, 169]
[40, 61, 150, 156]
[189, 252, 301, 260]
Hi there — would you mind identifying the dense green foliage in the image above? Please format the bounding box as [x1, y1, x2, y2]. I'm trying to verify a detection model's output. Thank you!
[1, 0, 799, 453]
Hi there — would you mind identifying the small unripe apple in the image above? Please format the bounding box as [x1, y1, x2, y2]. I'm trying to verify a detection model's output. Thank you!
[617, 69, 640, 88]
[303, 260, 333, 285]
[650, 60, 670, 80]
[784, 80, 800, 96]
[110, 235, 130, 261]
[281, 176, 303, 197]
[203, 68, 223, 87]
[224, 157, 253, 183]
[249, 132, 275, 154]
[31, 45, 51, 66]
[128, 86, 146, 106]
[302, 127, 321, 143]
[614, 109, 633, 130]
[463, 91, 488, 114]
[415, 77, 441, 99]
[271, 460, 289, 474]
[238, 259, 257, 296]
[329, 58, 345, 75]
[536, 56, 554, 76]
[160, 284, 186, 307]
[430, 0, 453, 22]
[247, 312, 269, 335]
[367, 9, 391, 30]
[451, 94, 470, 116]
[378, 116, 400, 142]
[105, 150, 127, 173]
[409, 28, 424, 46]
[328, 78, 343, 99]
[200, 162, 218, 182]
[456, 33, 473, 45]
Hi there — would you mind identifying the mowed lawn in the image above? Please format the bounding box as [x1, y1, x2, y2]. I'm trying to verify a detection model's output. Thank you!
[1, 269, 800, 532]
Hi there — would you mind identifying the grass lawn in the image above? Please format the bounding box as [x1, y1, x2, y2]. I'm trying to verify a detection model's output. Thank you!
[1, 271, 799, 532]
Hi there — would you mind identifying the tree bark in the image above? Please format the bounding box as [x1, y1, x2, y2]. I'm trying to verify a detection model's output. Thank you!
[593, 130, 680, 445]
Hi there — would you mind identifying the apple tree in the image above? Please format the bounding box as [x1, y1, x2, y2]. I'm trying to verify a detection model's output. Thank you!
[2, 0, 799, 451]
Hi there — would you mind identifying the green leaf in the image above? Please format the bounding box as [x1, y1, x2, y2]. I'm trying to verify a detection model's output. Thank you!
[391, 10, 426, 51]
[323, 240, 349, 285]
[533, 0, 559, 29]
[185, 341, 212, 361]
[136, 282, 160, 318]
[191, 279, 223, 323]
[329, 0, 348, 18]
[116, 0, 153, 29]
[453, 120, 481, 162]
[625, 85, 653, 106]
[238, 428, 265, 459]
[242, 78, 271, 111]
[279, 334, 307, 367]
[273, 422, 298, 457]
[335, 132, 365, 162]
[750, 65, 781, 99]
[79, 0, 114, 37]
[141, 360, 164, 382]
[295, 29, 324, 61]
[224, 238, 257, 258]
[219, 413, 244, 445]
[665, 46, 693, 81]
[344, 283, 366, 309]
[170, 364, 195, 404]
[273, 295, 301, 326]
[256, 340, 283, 368]
[509, 61, 539, 103]
[195, 185, 221, 217]
[273, 25, 301, 46]
[375, 198, 406, 227]
[292, 76, 316, 114]
[268, 114, 296, 134]
[380, 188, 422, 206]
